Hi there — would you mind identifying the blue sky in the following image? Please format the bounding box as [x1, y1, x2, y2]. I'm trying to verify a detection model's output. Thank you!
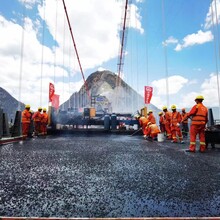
[0, 0, 220, 116]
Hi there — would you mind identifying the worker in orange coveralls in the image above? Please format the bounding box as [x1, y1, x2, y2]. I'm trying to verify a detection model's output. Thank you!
[162, 106, 172, 140]
[170, 105, 184, 143]
[181, 108, 189, 138]
[135, 114, 149, 139]
[147, 110, 156, 124]
[41, 108, 48, 135]
[145, 122, 160, 140]
[183, 95, 208, 153]
[32, 107, 42, 136]
[158, 111, 165, 133]
[21, 104, 32, 139]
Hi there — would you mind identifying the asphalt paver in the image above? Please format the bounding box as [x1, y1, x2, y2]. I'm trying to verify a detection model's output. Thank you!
[0, 133, 220, 217]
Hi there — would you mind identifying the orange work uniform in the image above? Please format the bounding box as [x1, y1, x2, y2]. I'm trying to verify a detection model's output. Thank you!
[170, 111, 183, 143]
[41, 112, 48, 135]
[163, 111, 172, 139]
[159, 114, 165, 132]
[181, 110, 189, 137]
[147, 113, 156, 124]
[145, 123, 160, 139]
[22, 109, 31, 139]
[139, 116, 149, 136]
[32, 110, 42, 136]
[187, 103, 208, 152]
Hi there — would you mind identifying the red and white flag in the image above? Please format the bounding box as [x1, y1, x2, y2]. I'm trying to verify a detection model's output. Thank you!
[51, 94, 60, 109]
[49, 83, 55, 102]
[144, 86, 153, 104]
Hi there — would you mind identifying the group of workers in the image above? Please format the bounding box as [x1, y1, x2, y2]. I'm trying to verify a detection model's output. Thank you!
[136, 95, 208, 153]
[22, 105, 49, 139]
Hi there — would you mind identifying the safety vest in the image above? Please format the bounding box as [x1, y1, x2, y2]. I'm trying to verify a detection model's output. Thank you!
[22, 109, 31, 123]
[191, 104, 208, 125]
[32, 111, 42, 122]
[139, 117, 149, 127]
[171, 111, 181, 126]
[181, 112, 188, 124]
[163, 111, 171, 124]
[159, 115, 164, 125]
[149, 124, 160, 134]
[41, 112, 48, 124]
[147, 113, 156, 124]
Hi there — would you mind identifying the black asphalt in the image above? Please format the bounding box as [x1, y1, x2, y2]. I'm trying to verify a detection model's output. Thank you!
[0, 133, 220, 218]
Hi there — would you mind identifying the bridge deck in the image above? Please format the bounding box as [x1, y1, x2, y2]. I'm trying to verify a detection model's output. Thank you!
[0, 133, 220, 218]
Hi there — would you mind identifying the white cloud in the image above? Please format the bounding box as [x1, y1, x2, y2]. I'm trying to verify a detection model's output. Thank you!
[129, 4, 144, 34]
[0, 0, 143, 111]
[150, 73, 220, 111]
[175, 30, 213, 51]
[151, 75, 188, 96]
[204, 0, 220, 29]
[200, 73, 220, 107]
[19, 0, 40, 9]
[162, 36, 178, 46]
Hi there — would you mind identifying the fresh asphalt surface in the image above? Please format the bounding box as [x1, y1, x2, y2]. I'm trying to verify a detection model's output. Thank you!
[0, 133, 220, 218]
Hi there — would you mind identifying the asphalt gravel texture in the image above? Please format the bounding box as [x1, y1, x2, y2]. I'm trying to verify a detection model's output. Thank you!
[0, 133, 220, 218]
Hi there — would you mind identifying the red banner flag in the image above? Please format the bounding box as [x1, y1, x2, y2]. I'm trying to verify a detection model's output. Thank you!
[144, 86, 153, 104]
[49, 83, 55, 102]
[51, 94, 60, 109]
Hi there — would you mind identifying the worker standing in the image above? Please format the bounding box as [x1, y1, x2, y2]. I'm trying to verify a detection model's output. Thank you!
[183, 95, 208, 153]
[147, 110, 156, 124]
[41, 108, 48, 135]
[21, 104, 32, 139]
[32, 107, 42, 136]
[170, 105, 184, 143]
[158, 112, 165, 133]
[162, 106, 172, 140]
[181, 108, 189, 138]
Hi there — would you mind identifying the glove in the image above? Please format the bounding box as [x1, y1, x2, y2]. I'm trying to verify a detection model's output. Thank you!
[176, 123, 180, 127]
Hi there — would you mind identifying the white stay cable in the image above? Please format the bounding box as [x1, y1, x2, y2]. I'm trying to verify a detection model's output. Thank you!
[214, 0, 220, 118]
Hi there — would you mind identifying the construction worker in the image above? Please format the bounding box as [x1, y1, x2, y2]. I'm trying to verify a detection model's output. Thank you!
[158, 111, 165, 133]
[147, 110, 156, 124]
[181, 108, 189, 138]
[28, 110, 34, 138]
[32, 107, 42, 136]
[21, 104, 32, 139]
[183, 95, 208, 153]
[162, 106, 172, 140]
[136, 114, 149, 138]
[41, 108, 48, 135]
[170, 105, 184, 143]
[145, 122, 160, 140]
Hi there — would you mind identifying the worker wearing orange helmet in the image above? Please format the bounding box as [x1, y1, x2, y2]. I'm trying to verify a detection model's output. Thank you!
[147, 110, 156, 124]
[158, 111, 165, 133]
[183, 95, 208, 153]
[32, 107, 43, 136]
[41, 108, 48, 135]
[170, 105, 184, 143]
[145, 122, 160, 140]
[162, 106, 172, 140]
[21, 104, 32, 139]
[181, 108, 189, 138]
